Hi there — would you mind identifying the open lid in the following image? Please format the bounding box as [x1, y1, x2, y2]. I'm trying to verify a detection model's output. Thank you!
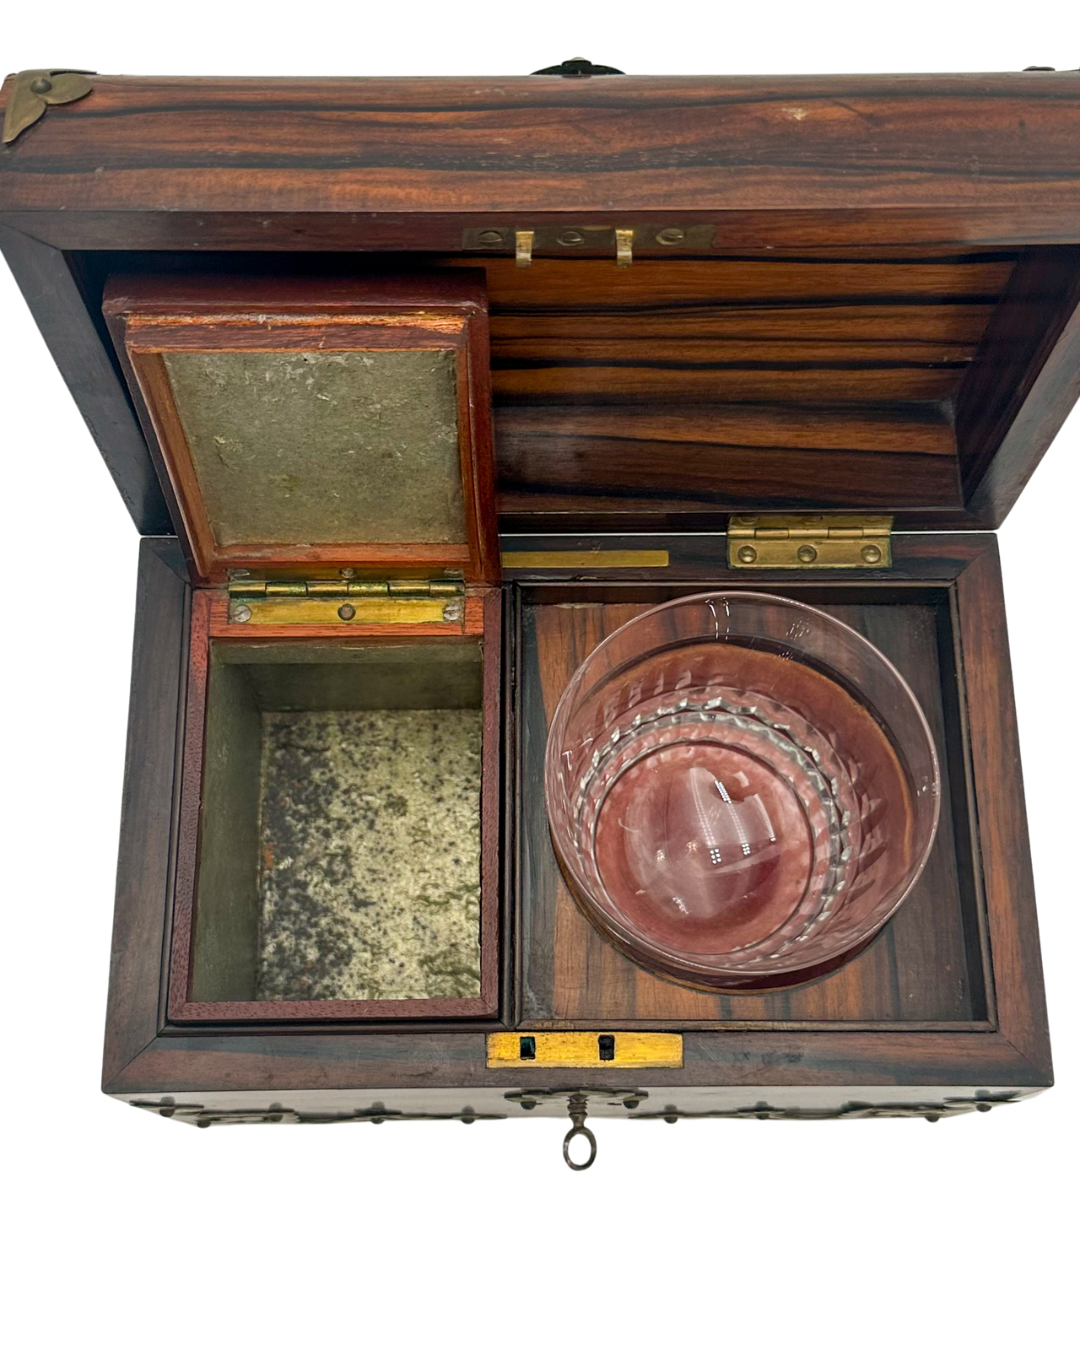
[3, 71, 1080, 538]
[103, 272, 499, 584]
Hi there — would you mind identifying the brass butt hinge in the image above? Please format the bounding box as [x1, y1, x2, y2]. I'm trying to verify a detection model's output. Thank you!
[227, 574, 466, 627]
[728, 515, 893, 570]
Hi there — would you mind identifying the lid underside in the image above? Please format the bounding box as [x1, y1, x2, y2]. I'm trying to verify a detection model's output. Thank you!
[3, 72, 1078, 537]
[162, 349, 466, 550]
[102, 272, 498, 583]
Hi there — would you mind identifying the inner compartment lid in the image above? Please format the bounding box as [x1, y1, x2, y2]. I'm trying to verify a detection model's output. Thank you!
[103, 272, 498, 584]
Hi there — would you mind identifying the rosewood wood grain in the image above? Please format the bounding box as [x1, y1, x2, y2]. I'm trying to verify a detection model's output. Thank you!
[2, 73, 1079, 231]
[480, 587, 503, 1013]
[166, 587, 211, 1022]
[0, 224, 171, 534]
[167, 588, 502, 1023]
[956, 246, 1080, 526]
[475, 255, 1013, 405]
[102, 536, 1049, 1101]
[102, 538, 190, 1086]
[464, 254, 1015, 407]
[3, 233, 1078, 536]
[6, 209, 1079, 255]
[467, 252, 1004, 522]
[0, 68, 1059, 1109]
[954, 541, 1050, 1080]
[496, 405, 964, 519]
[106, 1026, 1047, 1098]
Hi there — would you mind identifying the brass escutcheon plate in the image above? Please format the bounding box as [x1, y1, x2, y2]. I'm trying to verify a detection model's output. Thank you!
[487, 1031, 683, 1069]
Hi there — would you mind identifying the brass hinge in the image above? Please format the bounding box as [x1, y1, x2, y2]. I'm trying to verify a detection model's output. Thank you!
[227, 574, 466, 627]
[728, 515, 893, 569]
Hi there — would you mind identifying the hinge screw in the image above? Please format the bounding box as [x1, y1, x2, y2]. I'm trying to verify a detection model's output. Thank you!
[860, 543, 883, 564]
[656, 227, 686, 245]
[558, 229, 586, 246]
[231, 603, 252, 624]
[338, 603, 356, 621]
[796, 544, 818, 564]
[737, 545, 758, 564]
[477, 229, 504, 246]
[340, 567, 356, 579]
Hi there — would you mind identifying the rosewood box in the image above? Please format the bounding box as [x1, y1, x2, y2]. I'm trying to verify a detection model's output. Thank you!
[2, 62, 1074, 1163]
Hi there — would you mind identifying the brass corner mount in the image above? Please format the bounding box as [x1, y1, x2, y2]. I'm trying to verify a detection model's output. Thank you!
[2, 69, 95, 146]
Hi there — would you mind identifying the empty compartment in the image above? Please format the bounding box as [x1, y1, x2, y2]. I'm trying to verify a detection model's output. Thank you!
[186, 641, 488, 1014]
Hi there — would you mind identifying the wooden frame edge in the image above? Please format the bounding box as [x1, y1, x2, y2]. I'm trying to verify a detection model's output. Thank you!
[101, 539, 191, 1087]
[953, 537, 1053, 1082]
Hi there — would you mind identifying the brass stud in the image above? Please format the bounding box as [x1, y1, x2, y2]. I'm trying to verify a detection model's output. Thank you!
[338, 603, 356, 621]
[860, 543, 883, 564]
[231, 603, 252, 624]
[796, 544, 818, 564]
[29, 76, 53, 94]
[656, 227, 685, 246]
[737, 545, 758, 564]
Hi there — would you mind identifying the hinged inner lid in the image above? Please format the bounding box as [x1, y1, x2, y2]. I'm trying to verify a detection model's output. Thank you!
[103, 272, 499, 584]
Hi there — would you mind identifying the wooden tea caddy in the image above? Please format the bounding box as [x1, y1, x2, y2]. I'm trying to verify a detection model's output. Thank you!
[2, 63, 1076, 1160]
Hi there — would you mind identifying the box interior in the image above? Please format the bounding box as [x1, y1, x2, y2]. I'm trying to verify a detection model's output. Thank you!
[190, 641, 484, 1006]
[458, 251, 1011, 520]
[516, 583, 989, 1028]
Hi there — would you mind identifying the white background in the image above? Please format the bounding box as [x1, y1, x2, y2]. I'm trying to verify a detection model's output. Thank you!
[2, 5, 1077, 1344]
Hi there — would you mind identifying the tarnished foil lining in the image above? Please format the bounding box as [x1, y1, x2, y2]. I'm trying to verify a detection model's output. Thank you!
[163, 349, 465, 547]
